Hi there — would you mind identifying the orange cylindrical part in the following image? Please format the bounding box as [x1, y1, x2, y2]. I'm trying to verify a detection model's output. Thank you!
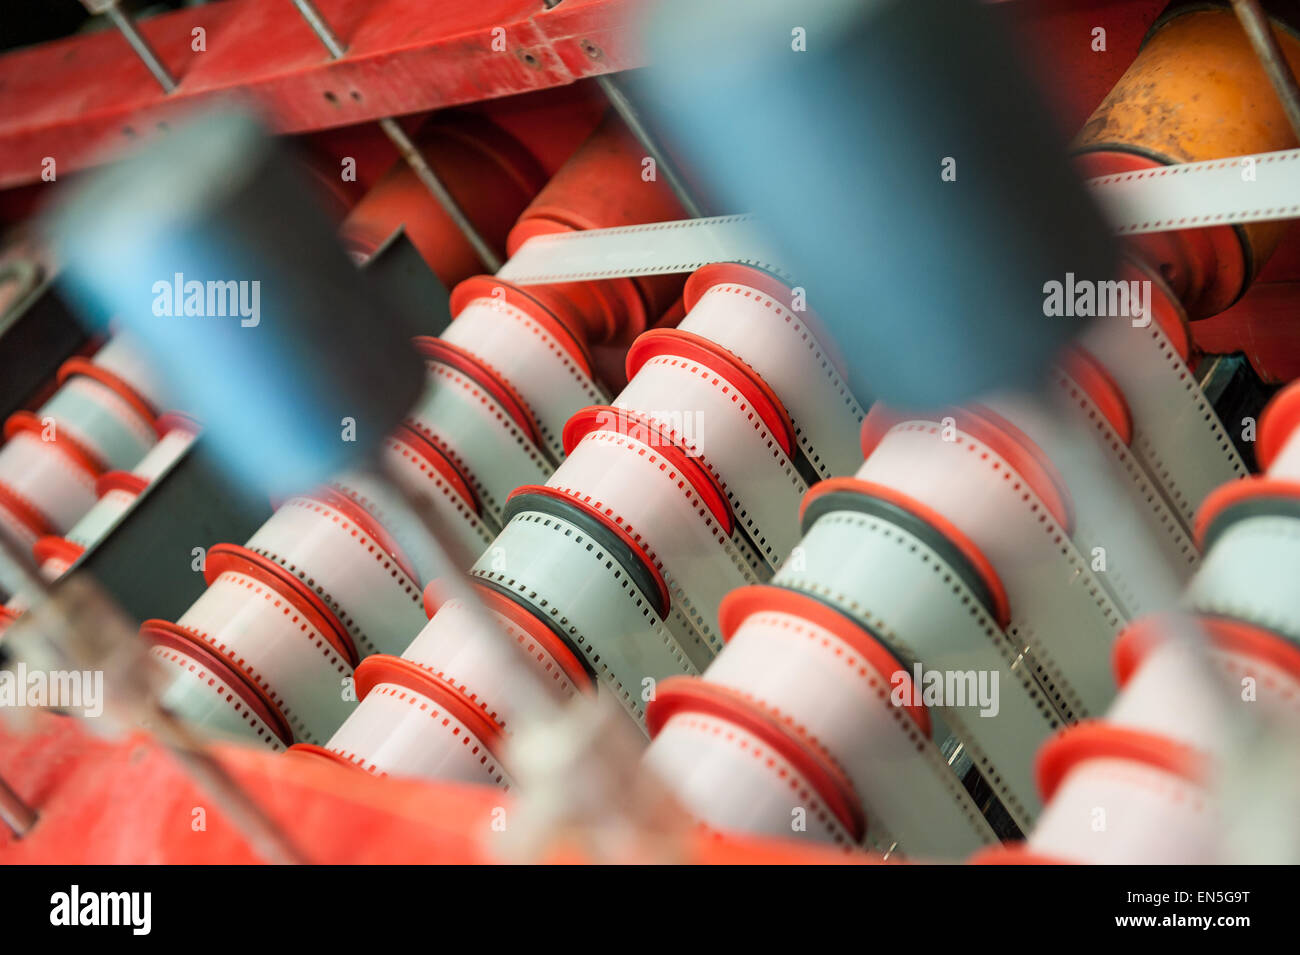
[1074, 6, 1300, 317]
[508, 112, 689, 346]
[340, 115, 546, 288]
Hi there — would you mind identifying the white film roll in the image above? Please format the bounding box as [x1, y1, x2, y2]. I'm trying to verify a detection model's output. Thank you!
[679, 264, 864, 479]
[551, 417, 760, 666]
[1257, 380, 1300, 479]
[777, 496, 1059, 830]
[89, 332, 175, 412]
[129, 422, 198, 482]
[644, 702, 860, 851]
[30, 539, 80, 581]
[616, 332, 806, 569]
[0, 431, 96, 533]
[1106, 626, 1235, 759]
[443, 288, 609, 462]
[469, 509, 698, 730]
[405, 358, 552, 526]
[1186, 515, 1300, 644]
[402, 593, 585, 737]
[859, 416, 1122, 716]
[64, 476, 142, 550]
[331, 426, 495, 580]
[244, 492, 426, 658]
[173, 569, 356, 744]
[1272, 434, 1300, 480]
[324, 655, 514, 788]
[1078, 283, 1245, 530]
[143, 626, 290, 752]
[981, 371, 1196, 619]
[706, 598, 997, 858]
[1028, 757, 1216, 864]
[38, 375, 156, 470]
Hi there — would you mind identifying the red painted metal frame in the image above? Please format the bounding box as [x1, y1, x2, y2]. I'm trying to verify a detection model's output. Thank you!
[0, 0, 646, 190]
[0, 714, 873, 864]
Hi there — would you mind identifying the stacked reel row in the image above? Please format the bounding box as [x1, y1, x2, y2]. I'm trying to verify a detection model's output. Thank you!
[133, 114, 706, 755]
[314, 261, 868, 783]
[975, 380, 1300, 863]
[0, 333, 187, 632]
[639, 2, 1298, 858]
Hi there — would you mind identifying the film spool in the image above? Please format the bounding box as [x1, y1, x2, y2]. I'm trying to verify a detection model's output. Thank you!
[35, 374, 157, 471]
[63, 473, 144, 550]
[413, 337, 543, 448]
[1077, 265, 1245, 529]
[783, 483, 1062, 830]
[707, 587, 997, 858]
[617, 330, 806, 569]
[1185, 515, 1300, 645]
[1047, 358, 1199, 583]
[406, 350, 552, 526]
[444, 277, 608, 462]
[142, 622, 290, 751]
[979, 372, 1198, 618]
[323, 654, 514, 788]
[61, 490, 131, 552]
[1258, 379, 1300, 477]
[31, 536, 83, 580]
[1026, 751, 1215, 864]
[550, 411, 760, 667]
[645, 677, 862, 850]
[504, 479, 723, 674]
[57, 356, 159, 435]
[468, 508, 698, 730]
[1113, 615, 1300, 753]
[243, 492, 426, 658]
[330, 427, 495, 580]
[859, 413, 1122, 716]
[169, 566, 357, 744]
[681, 263, 864, 479]
[401, 592, 584, 737]
[86, 333, 175, 414]
[129, 421, 199, 482]
[0, 430, 96, 534]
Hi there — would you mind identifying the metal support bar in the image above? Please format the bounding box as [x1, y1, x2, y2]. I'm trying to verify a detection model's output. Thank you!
[596, 73, 707, 219]
[288, 0, 504, 272]
[89, 1, 178, 94]
[541, 0, 705, 218]
[0, 772, 37, 838]
[1231, 0, 1300, 142]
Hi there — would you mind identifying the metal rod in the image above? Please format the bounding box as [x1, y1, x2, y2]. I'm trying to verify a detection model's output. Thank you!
[0, 772, 37, 838]
[288, 0, 504, 272]
[101, 2, 178, 94]
[376, 118, 504, 272]
[1231, 0, 1300, 142]
[288, 0, 348, 59]
[142, 705, 308, 864]
[596, 73, 707, 219]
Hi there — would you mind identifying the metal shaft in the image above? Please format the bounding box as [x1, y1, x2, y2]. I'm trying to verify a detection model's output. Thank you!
[596, 73, 707, 219]
[288, 0, 504, 272]
[101, 2, 178, 94]
[0, 772, 37, 838]
[1232, 0, 1300, 142]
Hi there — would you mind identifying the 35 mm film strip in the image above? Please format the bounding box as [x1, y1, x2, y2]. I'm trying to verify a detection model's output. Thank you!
[498, 151, 1300, 285]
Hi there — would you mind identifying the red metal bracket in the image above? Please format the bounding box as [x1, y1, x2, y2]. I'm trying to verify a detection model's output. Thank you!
[0, 0, 646, 190]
